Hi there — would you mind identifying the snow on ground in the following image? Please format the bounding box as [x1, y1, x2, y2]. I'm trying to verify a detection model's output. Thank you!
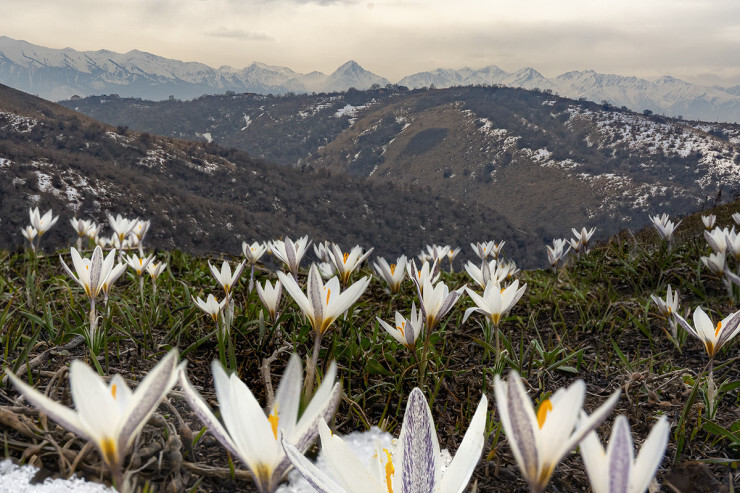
[0, 460, 114, 493]
[0, 111, 37, 133]
[565, 106, 740, 186]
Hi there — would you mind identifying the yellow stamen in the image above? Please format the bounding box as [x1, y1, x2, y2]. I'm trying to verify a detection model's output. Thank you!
[537, 399, 553, 429]
[500, 287, 505, 294]
[326, 288, 331, 305]
[383, 449, 394, 493]
[268, 408, 279, 440]
[111, 384, 117, 399]
[390, 264, 396, 275]
[715, 321, 722, 337]
[343, 252, 349, 263]
[100, 437, 117, 466]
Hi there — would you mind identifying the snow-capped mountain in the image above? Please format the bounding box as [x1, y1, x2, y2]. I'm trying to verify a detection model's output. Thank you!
[0, 37, 388, 100]
[2, 36, 740, 122]
[401, 66, 740, 122]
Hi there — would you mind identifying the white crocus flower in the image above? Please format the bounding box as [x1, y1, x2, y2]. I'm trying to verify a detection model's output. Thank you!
[108, 214, 137, 247]
[471, 241, 494, 261]
[283, 387, 488, 493]
[494, 371, 620, 493]
[701, 251, 726, 276]
[406, 259, 441, 293]
[130, 219, 150, 243]
[377, 302, 422, 351]
[193, 293, 227, 323]
[179, 354, 341, 493]
[704, 226, 732, 255]
[6, 350, 178, 484]
[29, 207, 58, 236]
[313, 241, 333, 263]
[373, 255, 408, 294]
[256, 279, 283, 321]
[271, 235, 312, 280]
[491, 241, 506, 258]
[422, 244, 449, 263]
[649, 213, 681, 245]
[279, 263, 370, 388]
[650, 285, 678, 318]
[673, 306, 740, 360]
[70, 217, 92, 238]
[573, 226, 596, 247]
[419, 277, 464, 331]
[61, 246, 117, 302]
[328, 244, 374, 286]
[463, 279, 527, 328]
[546, 239, 571, 270]
[124, 252, 154, 276]
[278, 263, 370, 339]
[208, 259, 246, 298]
[21, 225, 37, 249]
[725, 228, 740, 262]
[733, 212, 740, 225]
[147, 261, 167, 282]
[702, 214, 716, 230]
[580, 415, 670, 493]
[464, 258, 506, 289]
[243, 241, 267, 265]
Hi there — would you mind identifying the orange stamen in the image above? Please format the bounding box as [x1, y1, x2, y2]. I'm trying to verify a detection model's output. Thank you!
[343, 252, 349, 263]
[537, 399, 553, 429]
[326, 288, 331, 305]
[715, 321, 722, 337]
[383, 449, 394, 493]
[390, 264, 396, 275]
[397, 321, 406, 337]
[268, 408, 279, 440]
[111, 384, 117, 399]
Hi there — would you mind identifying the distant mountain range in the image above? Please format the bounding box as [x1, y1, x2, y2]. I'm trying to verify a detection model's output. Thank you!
[2, 36, 740, 122]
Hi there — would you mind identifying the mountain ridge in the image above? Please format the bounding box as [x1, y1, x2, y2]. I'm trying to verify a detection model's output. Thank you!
[2, 36, 740, 122]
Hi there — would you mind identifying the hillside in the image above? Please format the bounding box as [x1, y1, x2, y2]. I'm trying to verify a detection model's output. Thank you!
[0, 83, 535, 265]
[59, 86, 740, 247]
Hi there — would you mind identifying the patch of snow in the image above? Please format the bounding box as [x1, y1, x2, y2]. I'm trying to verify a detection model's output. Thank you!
[241, 114, 252, 130]
[0, 460, 114, 492]
[201, 132, 213, 143]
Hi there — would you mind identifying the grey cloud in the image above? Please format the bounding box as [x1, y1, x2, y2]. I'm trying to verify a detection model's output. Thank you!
[205, 28, 275, 41]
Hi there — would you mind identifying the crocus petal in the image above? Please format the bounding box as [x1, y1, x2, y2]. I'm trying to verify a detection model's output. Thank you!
[277, 271, 312, 318]
[494, 372, 539, 482]
[5, 369, 90, 441]
[318, 420, 385, 493]
[177, 365, 242, 459]
[398, 387, 441, 493]
[606, 416, 633, 493]
[271, 353, 303, 439]
[117, 349, 178, 450]
[281, 434, 348, 493]
[630, 416, 669, 493]
[291, 361, 341, 451]
[441, 394, 488, 493]
[213, 361, 278, 469]
[70, 360, 121, 441]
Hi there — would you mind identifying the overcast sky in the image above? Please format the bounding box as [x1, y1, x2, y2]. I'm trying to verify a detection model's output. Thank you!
[2, 0, 739, 85]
